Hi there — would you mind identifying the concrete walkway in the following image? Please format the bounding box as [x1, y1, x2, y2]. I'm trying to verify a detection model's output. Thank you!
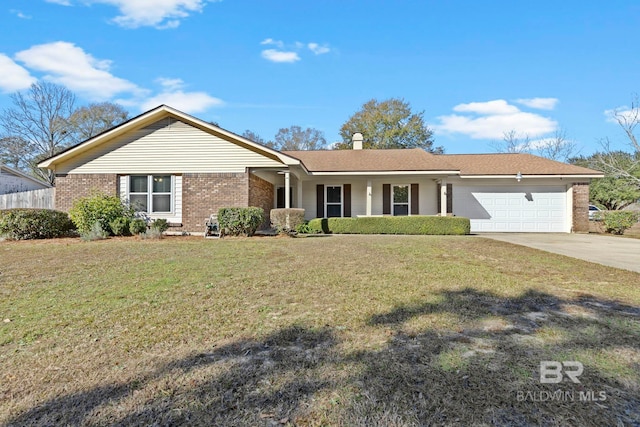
[480, 233, 640, 273]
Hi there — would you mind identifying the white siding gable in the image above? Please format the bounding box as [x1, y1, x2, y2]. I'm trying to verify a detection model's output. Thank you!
[57, 118, 283, 174]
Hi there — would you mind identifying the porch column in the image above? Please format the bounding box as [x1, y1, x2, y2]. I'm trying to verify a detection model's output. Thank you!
[297, 178, 303, 209]
[440, 179, 447, 216]
[284, 171, 291, 209]
[366, 179, 372, 216]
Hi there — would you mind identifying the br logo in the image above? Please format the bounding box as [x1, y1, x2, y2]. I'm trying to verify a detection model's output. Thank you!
[540, 361, 584, 384]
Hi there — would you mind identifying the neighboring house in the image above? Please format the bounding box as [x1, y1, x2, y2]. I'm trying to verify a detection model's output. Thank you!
[0, 164, 51, 195]
[38, 105, 603, 234]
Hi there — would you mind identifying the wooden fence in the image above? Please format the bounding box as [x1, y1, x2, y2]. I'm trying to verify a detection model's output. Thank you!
[0, 188, 55, 210]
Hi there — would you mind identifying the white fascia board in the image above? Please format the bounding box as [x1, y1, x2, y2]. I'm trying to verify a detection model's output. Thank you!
[308, 170, 460, 176]
[459, 174, 605, 179]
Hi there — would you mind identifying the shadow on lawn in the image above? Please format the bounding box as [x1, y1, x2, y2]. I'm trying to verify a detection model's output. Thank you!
[6, 290, 640, 426]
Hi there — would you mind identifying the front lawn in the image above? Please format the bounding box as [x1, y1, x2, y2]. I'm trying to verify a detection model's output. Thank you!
[1, 235, 638, 426]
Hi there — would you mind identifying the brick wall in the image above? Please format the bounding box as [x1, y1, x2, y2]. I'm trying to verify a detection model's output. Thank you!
[572, 182, 590, 233]
[182, 172, 249, 232]
[249, 173, 274, 228]
[54, 173, 118, 212]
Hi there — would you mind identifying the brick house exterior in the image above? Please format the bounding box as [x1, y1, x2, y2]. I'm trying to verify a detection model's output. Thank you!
[572, 182, 590, 233]
[39, 105, 603, 234]
[55, 173, 118, 212]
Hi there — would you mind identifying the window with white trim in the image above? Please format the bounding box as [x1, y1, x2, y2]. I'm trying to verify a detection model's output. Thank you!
[393, 185, 410, 216]
[129, 175, 173, 213]
[325, 185, 342, 218]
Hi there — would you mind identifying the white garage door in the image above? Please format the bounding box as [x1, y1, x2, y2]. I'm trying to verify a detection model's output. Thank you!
[453, 186, 568, 232]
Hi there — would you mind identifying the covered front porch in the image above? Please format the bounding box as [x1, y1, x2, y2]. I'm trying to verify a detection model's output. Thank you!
[252, 168, 454, 219]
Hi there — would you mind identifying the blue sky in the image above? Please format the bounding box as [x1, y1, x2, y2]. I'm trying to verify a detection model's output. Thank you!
[1, 0, 639, 155]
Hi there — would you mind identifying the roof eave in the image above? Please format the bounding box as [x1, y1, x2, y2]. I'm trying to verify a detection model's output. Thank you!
[308, 170, 460, 176]
[458, 174, 605, 179]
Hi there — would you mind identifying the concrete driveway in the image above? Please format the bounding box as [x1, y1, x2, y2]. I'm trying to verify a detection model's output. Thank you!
[480, 233, 640, 273]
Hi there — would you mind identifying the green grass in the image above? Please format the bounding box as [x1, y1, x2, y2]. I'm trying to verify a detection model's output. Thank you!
[1, 235, 639, 426]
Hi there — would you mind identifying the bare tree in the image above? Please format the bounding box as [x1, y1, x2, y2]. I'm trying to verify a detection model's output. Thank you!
[0, 136, 30, 169]
[68, 102, 129, 142]
[490, 130, 531, 153]
[241, 130, 272, 147]
[0, 82, 76, 184]
[592, 96, 640, 186]
[535, 130, 578, 162]
[273, 126, 326, 150]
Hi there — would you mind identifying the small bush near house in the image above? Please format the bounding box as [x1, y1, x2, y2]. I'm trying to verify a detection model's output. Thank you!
[109, 217, 131, 236]
[141, 228, 163, 240]
[0, 209, 75, 240]
[129, 218, 148, 235]
[306, 216, 471, 235]
[270, 208, 305, 233]
[600, 211, 640, 235]
[80, 221, 109, 241]
[150, 218, 169, 233]
[295, 221, 314, 234]
[69, 192, 133, 235]
[218, 207, 264, 237]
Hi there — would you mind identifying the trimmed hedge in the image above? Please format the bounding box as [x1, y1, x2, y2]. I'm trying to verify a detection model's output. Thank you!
[0, 209, 76, 240]
[270, 208, 305, 233]
[218, 207, 265, 236]
[306, 216, 470, 235]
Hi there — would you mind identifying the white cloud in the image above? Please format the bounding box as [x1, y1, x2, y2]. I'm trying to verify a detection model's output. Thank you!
[434, 99, 558, 139]
[10, 10, 32, 19]
[515, 97, 559, 110]
[260, 38, 284, 48]
[140, 89, 223, 114]
[47, 0, 211, 29]
[0, 54, 36, 92]
[45, 0, 72, 5]
[308, 43, 330, 55]
[261, 49, 300, 63]
[453, 99, 520, 115]
[15, 41, 141, 100]
[260, 38, 331, 62]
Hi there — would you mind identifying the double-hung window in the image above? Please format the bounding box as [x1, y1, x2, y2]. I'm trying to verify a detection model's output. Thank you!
[129, 175, 172, 213]
[393, 185, 410, 216]
[325, 185, 342, 218]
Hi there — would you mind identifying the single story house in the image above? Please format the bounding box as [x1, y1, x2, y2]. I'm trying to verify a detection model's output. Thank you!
[0, 164, 51, 195]
[39, 105, 603, 233]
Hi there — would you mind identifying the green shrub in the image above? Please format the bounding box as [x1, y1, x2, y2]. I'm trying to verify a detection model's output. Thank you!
[109, 217, 131, 236]
[270, 208, 305, 233]
[150, 218, 169, 233]
[129, 218, 148, 235]
[296, 221, 316, 234]
[601, 211, 640, 235]
[69, 192, 133, 235]
[218, 207, 264, 236]
[80, 221, 108, 241]
[306, 216, 471, 235]
[0, 209, 75, 240]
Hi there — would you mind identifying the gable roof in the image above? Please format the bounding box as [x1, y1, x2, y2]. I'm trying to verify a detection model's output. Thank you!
[38, 105, 301, 169]
[0, 164, 51, 188]
[440, 153, 603, 177]
[282, 148, 459, 174]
